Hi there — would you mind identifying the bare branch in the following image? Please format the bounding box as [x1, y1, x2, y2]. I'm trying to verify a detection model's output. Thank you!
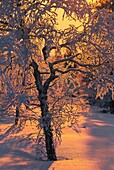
[70, 59, 105, 67]
[30, 60, 44, 92]
[55, 68, 91, 75]
[52, 53, 81, 66]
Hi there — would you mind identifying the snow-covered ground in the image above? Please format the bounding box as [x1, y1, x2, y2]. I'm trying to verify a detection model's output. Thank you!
[0, 106, 114, 170]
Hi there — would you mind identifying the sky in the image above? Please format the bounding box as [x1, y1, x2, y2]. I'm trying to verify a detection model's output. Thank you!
[56, 0, 99, 29]
[56, 9, 81, 30]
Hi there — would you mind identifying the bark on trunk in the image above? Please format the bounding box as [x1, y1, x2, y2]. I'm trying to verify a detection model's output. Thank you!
[31, 59, 57, 160]
[39, 93, 57, 161]
[44, 125, 57, 161]
[15, 106, 19, 125]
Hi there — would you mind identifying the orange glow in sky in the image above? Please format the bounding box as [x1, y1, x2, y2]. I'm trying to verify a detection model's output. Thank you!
[56, 0, 98, 30]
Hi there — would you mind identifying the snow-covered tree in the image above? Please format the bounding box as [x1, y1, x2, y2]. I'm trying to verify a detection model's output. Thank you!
[0, 0, 114, 160]
[89, 0, 114, 111]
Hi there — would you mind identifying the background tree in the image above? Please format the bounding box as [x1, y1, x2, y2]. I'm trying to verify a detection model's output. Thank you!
[87, 0, 114, 112]
[0, 0, 114, 160]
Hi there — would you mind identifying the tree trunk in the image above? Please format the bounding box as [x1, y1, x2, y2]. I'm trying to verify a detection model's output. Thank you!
[31, 59, 57, 160]
[109, 100, 114, 114]
[44, 125, 57, 161]
[15, 106, 19, 125]
[39, 92, 57, 161]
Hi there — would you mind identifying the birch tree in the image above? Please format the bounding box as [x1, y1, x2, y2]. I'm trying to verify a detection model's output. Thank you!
[0, 0, 114, 160]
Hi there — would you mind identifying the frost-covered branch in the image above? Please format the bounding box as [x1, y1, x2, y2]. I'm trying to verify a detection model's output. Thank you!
[44, 63, 59, 89]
